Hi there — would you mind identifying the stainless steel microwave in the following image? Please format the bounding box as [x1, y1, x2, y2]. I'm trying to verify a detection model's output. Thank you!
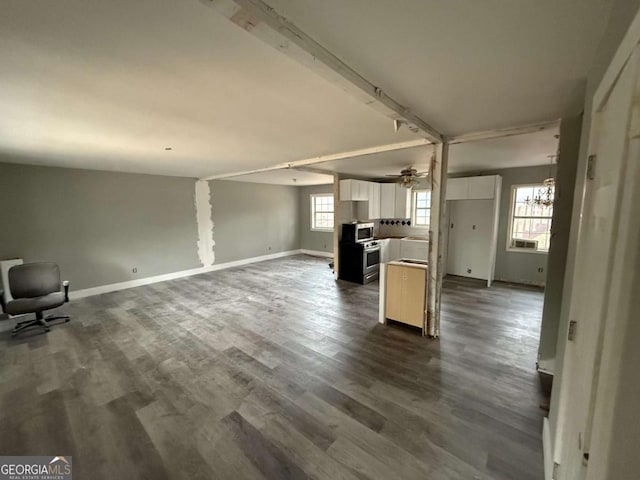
[341, 222, 374, 243]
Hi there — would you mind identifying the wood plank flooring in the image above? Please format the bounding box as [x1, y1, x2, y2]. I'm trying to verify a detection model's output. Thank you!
[0, 255, 546, 479]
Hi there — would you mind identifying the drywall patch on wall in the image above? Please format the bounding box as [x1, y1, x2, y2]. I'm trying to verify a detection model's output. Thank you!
[195, 180, 215, 266]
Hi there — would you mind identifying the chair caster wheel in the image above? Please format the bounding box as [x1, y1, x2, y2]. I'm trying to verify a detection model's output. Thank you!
[65, 318, 70, 323]
[44, 328, 50, 332]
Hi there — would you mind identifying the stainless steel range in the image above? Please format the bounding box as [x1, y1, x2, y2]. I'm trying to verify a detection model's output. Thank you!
[339, 237, 380, 285]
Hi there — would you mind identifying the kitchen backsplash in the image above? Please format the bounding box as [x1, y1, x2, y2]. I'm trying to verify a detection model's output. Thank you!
[377, 219, 429, 238]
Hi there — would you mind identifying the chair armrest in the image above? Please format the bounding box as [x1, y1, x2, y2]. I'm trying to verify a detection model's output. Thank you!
[63, 281, 70, 302]
[0, 289, 5, 313]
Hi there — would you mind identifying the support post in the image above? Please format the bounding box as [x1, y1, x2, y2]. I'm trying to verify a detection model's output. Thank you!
[427, 142, 449, 337]
[332, 173, 340, 280]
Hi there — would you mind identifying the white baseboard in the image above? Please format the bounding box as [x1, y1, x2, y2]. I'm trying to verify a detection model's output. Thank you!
[0, 250, 303, 332]
[537, 358, 556, 376]
[300, 249, 333, 258]
[70, 249, 303, 300]
[543, 417, 554, 480]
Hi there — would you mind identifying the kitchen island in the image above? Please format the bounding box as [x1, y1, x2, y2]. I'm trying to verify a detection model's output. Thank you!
[378, 258, 428, 335]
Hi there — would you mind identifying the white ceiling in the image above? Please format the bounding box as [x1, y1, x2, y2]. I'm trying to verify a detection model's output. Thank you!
[315, 145, 433, 179]
[225, 168, 332, 186]
[0, 0, 609, 178]
[448, 128, 560, 174]
[267, 0, 611, 135]
[226, 127, 560, 184]
[321, 127, 560, 178]
[0, 0, 415, 178]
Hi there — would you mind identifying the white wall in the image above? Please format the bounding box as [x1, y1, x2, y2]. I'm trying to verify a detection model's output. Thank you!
[548, 1, 640, 478]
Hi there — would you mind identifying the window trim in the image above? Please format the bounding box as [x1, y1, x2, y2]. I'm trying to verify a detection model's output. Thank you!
[506, 183, 553, 254]
[411, 189, 431, 227]
[310, 193, 334, 232]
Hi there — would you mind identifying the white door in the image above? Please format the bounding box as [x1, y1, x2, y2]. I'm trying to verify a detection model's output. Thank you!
[554, 46, 640, 479]
[446, 199, 492, 280]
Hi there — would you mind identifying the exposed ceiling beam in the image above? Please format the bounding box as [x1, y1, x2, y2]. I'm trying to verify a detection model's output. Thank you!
[199, 0, 443, 143]
[201, 138, 430, 180]
[290, 165, 334, 176]
[292, 165, 377, 182]
[447, 120, 560, 145]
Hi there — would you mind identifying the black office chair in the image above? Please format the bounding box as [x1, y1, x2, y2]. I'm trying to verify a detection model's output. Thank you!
[0, 262, 71, 336]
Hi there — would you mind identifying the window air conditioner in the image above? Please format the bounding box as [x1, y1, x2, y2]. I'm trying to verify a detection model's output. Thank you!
[511, 238, 538, 250]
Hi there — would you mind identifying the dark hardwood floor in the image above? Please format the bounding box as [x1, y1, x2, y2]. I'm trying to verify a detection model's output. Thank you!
[0, 255, 546, 479]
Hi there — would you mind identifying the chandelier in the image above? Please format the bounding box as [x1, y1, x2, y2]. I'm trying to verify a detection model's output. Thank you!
[525, 155, 556, 207]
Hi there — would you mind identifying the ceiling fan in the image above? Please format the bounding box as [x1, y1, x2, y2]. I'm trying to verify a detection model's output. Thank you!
[386, 167, 428, 188]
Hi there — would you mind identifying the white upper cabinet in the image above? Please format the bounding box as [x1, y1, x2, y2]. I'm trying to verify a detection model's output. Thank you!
[342, 180, 410, 219]
[468, 176, 496, 199]
[356, 182, 382, 219]
[340, 179, 369, 201]
[446, 177, 469, 200]
[380, 183, 411, 218]
[368, 182, 381, 219]
[380, 184, 396, 218]
[394, 186, 411, 219]
[446, 175, 499, 200]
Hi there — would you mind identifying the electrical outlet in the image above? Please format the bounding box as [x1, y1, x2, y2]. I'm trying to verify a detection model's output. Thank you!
[132, 267, 138, 273]
[538, 267, 544, 273]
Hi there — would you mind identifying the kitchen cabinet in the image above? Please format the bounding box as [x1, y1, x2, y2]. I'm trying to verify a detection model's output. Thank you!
[385, 263, 426, 329]
[379, 238, 402, 263]
[368, 182, 381, 219]
[400, 239, 428, 260]
[357, 182, 381, 219]
[445, 175, 499, 200]
[380, 183, 411, 218]
[446, 178, 468, 200]
[445, 175, 502, 286]
[340, 179, 369, 201]
[378, 239, 390, 264]
[380, 184, 395, 217]
[468, 176, 497, 199]
[388, 239, 402, 262]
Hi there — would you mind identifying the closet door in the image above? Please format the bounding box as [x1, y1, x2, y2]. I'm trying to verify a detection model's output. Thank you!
[467, 200, 493, 280]
[446, 200, 493, 280]
[446, 201, 472, 277]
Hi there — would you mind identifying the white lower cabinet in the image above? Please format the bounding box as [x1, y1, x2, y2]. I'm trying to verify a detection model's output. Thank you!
[388, 239, 401, 262]
[400, 240, 428, 261]
[379, 239, 402, 263]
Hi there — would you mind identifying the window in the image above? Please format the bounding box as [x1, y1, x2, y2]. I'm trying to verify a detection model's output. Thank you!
[310, 194, 334, 231]
[508, 184, 554, 252]
[412, 190, 431, 227]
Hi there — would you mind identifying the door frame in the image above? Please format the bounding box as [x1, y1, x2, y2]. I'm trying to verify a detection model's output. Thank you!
[549, 20, 640, 479]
